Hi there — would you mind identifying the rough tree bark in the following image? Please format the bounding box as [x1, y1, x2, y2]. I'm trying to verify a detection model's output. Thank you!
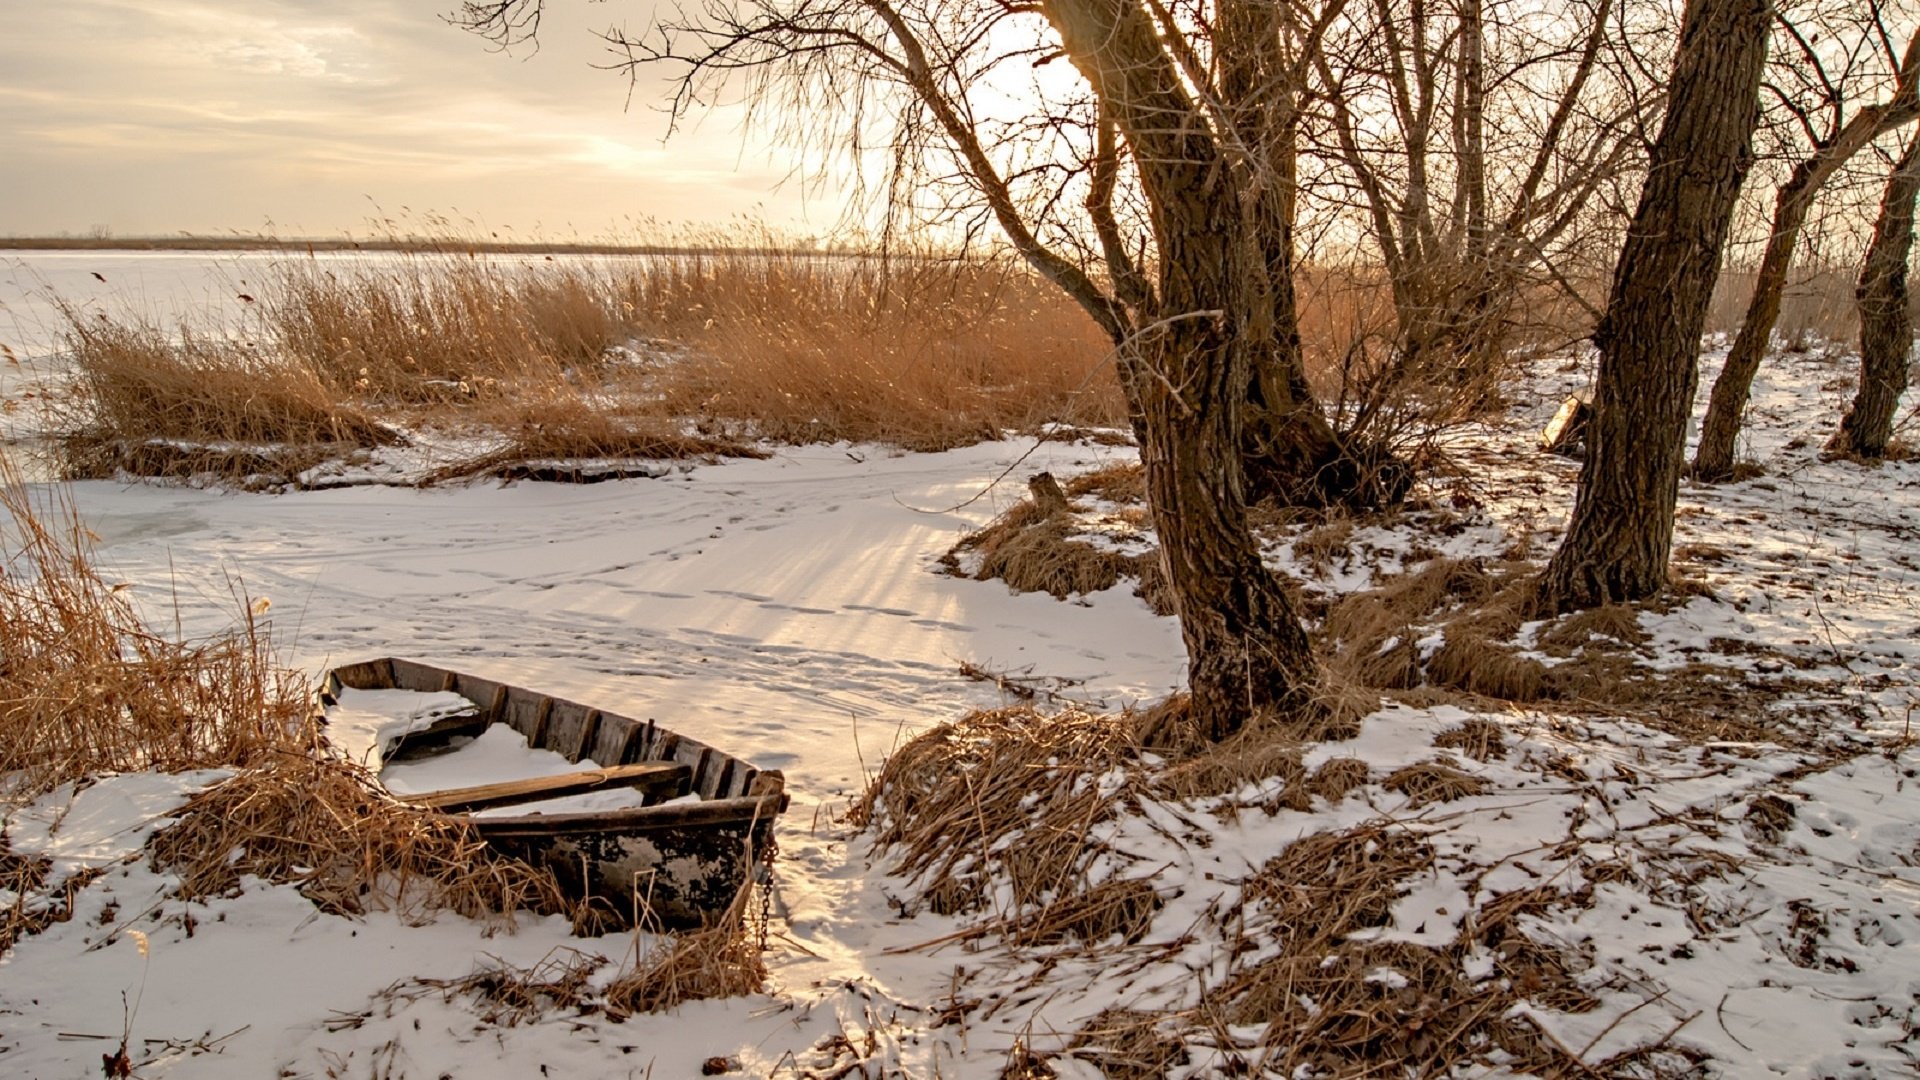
[1691, 32, 1920, 482]
[1535, 0, 1769, 613]
[1045, 0, 1317, 736]
[1830, 136, 1920, 458]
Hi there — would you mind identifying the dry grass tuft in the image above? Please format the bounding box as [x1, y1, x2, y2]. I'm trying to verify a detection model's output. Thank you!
[1019, 876, 1163, 947]
[1539, 603, 1647, 652]
[1154, 732, 1307, 806]
[149, 753, 567, 924]
[1383, 760, 1491, 806]
[1432, 717, 1508, 761]
[603, 884, 767, 1015]
[970, 515, 1138, 601]
[1424, 632, 1554, 702]
[1069, 1009, 1190, 1079]
[851, 705, 1135, 926]
[1291, 517, 1357, 578]
[1305, 756, 1373, 804]
[1321, 558, 1497, 689]
[1743, 792, 1798, 845]
[1063, 462, 1146, 505]
[0, 470, 313, 801]
[945, 483, 1166, 609]
[62, 321, 397, 444]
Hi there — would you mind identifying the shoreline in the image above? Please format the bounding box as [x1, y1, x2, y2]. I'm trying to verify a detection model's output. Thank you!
[0, 236, 830, 257]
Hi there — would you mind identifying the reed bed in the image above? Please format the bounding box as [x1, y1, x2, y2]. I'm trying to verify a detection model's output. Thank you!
[51, 246, 1128, 482]
[637, 253, 1122, 450]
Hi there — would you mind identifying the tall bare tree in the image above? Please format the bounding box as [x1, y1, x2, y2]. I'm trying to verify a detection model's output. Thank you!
[1691, 18, 1920, 482]
[1535, 0, 1770, 612]
[1830, 133, 1920, 458]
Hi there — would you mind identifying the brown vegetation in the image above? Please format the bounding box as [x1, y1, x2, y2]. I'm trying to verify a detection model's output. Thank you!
[52, 248, 1128, 483]
[848, 705, 1136, 937]
[0, 470, 312, 798]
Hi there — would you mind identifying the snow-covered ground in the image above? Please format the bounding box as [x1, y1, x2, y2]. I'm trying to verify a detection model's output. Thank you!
[2, 253, 1918, 1078]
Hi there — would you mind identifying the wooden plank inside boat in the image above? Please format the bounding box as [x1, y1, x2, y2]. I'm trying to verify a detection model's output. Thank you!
[398, 761, 692, 813]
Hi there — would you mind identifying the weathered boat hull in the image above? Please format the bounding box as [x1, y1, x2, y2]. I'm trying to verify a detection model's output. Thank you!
[321, 657, 785, 930]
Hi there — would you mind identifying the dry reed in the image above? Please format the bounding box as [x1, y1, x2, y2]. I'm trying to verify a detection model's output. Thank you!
[850, 705, 1136, 931]
[0, 466, 313, 801]
[148, 752, 567, 924]
[53, 245, 1127, 482]
[603, 882, 767, 1015]
[635, 252, 1123, 450]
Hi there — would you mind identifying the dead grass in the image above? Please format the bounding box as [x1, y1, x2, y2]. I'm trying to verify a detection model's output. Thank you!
[1063, 462, 1146, 505]
[1320, 557, 1500, 689]
[603, 882, 767, 1015]
[425, 392, 768, 485]
[1383, 759, 1492, 806]
[636, 252, 1122, 450]
[391, 947, 606, 1027]
[850, 705, 1135, 929]
[1194, 822, 1605, 1079]
[0, 838, 104, 957]
[943, 488, 1172, 613]
[56, 319, 398, 484]
[148, 753, 566, 924]
[0, 469, 312, 801]
[269, 257, 617, 404]
[1306, 756, 1373, 803]
[1432, 717, 1508, 761]
[1425, 632, 1555, 702]
[1069, 1009, 1189, 1078]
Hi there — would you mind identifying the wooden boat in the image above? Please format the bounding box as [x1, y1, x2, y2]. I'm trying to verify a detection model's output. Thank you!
[319, 657, 787, 930]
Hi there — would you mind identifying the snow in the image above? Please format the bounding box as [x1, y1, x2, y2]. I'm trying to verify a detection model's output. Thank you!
[323, 687, 479, 769]
[3, 253, 1919, 1076]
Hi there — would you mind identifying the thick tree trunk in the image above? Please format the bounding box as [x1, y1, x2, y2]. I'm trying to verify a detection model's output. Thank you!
[1141, 322, 1317, 739]
[1536, 0, 1768, 613]
[1831, 138, 1920, 458]
[1046, 0, 1318, 737]
[1693, 34, 1920, 481]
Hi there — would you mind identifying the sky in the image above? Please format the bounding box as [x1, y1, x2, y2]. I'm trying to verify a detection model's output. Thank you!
[0, 1, 836, 240]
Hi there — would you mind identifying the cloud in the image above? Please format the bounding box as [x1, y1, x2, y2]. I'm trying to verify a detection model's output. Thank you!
[0, 0, 839, 236]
